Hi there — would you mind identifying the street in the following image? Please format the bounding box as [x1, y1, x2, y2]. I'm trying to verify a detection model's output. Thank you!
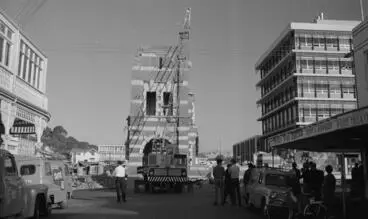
[50, 184, 263, 219]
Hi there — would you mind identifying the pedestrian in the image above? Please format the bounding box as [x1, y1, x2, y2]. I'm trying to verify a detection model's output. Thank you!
[222, 163, 232, 205]
[243, 163, 254, 191]
[322, 165, 336, 218]
[112, 160, 128, 203]
[290, 162, 302, 214]
[212, 157, 225, 206]
[309, 162, 324, 201]
[228, 158, 241, 207]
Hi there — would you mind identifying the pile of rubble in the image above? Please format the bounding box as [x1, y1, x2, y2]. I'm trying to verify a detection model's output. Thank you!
[72, 176, 105, 190]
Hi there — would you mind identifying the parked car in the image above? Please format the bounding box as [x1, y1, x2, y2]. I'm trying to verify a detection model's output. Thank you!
[243, 167, 293, 218]
[16, 158, 69, 209]
[0, 149, 52, 219]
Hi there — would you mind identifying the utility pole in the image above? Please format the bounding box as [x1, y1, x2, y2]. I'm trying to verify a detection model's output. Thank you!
[176, 57, 180, 151]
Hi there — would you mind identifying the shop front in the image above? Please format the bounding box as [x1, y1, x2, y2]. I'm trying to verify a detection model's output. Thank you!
[268, 106, 368, 218]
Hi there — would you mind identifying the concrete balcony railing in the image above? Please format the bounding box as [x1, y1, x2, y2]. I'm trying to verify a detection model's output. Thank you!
[15, 77, 48, 111]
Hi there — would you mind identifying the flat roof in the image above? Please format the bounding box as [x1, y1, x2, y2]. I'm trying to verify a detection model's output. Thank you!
[255, 19, 360, 70]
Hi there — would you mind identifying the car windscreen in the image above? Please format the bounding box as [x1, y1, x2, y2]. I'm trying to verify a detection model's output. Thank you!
[20, 165, 36, 175]
[265, 174, 290, 187]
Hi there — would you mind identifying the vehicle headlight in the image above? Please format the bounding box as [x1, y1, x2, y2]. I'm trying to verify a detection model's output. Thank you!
[269, 191, 278, 199]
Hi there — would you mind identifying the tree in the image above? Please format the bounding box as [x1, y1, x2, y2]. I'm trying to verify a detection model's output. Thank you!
[41, 125, 97, 154]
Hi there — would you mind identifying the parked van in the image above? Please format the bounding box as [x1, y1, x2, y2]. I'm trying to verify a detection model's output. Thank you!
[16, 158, 70, 209]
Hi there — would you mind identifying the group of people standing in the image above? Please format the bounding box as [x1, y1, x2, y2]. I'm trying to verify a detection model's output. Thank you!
[287, 161, 336, 217]
[212, 158, 242, 206]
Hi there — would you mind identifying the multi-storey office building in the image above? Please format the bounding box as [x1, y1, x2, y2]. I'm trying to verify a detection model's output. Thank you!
[0, 10, 49, 156]
[255, 15, 360, 148]
[233, 135, 261, 164]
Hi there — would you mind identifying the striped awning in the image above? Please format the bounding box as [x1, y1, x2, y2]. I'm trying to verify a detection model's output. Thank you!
[148, 176, 188, 183]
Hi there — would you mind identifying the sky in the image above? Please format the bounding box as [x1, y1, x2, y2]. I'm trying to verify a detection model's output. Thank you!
[0, 0, 364, 152]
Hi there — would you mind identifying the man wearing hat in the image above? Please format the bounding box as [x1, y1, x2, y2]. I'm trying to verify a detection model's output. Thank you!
[112, 160, 128, 203]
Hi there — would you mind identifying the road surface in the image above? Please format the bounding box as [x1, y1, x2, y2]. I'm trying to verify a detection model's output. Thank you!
[50, 184, 264, 219]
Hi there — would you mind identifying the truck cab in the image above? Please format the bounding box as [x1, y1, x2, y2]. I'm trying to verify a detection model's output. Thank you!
[16, 158, 69, 209]
[0, 149, 51, 219]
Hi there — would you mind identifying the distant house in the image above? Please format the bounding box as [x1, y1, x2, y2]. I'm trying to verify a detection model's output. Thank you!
[70, 148, 99, 164]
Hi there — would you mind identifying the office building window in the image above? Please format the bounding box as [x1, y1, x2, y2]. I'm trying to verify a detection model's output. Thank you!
[300, 57, 313, 72]
[339, 38, 350, 50]
[326, 36, 338, 49]
[342, 85, 355, 99]
[328, 59, 339, 73]
[329, 81, 341, 98]
[341, 60, 352, 72]
[315, 58, 327, 73]
[303, 80, 314, 98]
[316, 81, 328, 98]
[317, 104, 330, 121]
[313, 36, 325, 49]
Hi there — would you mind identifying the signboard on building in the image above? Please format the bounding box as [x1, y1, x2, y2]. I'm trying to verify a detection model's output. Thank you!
[268, 107, 368, 148]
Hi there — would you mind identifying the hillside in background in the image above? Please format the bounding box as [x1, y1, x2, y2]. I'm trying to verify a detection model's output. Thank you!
[41, 125, 98, 156]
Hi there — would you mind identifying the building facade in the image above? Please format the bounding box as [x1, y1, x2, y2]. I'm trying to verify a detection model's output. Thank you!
[255, 15, 360, 148]
[0, 10, 49, 156]
[71, 148, 99, 164]
[98, 144, 125, 162]
[233, 135, 261, 164]
[126, 45, 198, 165]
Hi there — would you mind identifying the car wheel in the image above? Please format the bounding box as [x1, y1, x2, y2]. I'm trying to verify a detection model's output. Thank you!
[33, 198, 40, 219]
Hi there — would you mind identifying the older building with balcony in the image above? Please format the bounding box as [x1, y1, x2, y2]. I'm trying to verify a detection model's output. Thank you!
[255, 14, 360, 150]
[0, 10, 49, 156]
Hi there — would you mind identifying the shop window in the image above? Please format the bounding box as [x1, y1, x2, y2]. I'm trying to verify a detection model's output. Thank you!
[146, 92, 157, 116]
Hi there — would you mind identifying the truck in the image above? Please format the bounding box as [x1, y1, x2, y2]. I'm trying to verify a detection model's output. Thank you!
[0, 149, 52, 219]
[137, 144, 188, 193]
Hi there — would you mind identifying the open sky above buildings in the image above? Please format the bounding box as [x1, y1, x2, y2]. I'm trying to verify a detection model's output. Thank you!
[0, 0, 364, 152]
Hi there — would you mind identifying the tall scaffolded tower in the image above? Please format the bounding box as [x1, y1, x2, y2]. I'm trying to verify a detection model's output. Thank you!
[125, 8, 198, 166]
